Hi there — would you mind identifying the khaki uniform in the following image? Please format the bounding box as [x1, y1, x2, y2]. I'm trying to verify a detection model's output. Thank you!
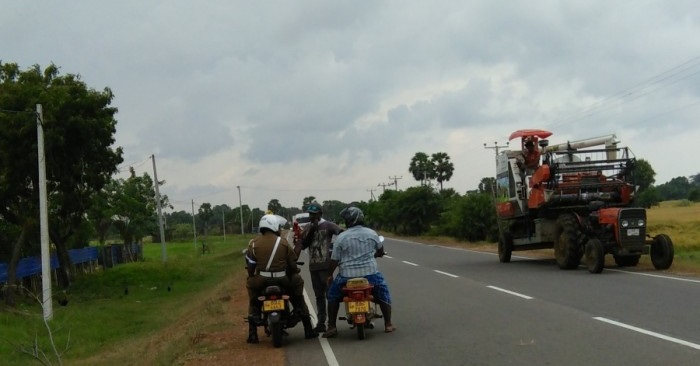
[245, 232, 307, 315]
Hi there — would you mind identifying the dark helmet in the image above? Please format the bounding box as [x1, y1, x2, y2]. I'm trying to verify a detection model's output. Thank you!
[306, 201, 322, 214]
[339, 206, 364, 227]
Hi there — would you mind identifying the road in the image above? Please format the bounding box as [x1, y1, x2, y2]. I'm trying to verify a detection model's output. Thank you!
[283, 237, 700, 365]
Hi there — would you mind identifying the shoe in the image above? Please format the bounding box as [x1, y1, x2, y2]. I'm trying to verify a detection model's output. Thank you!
[313, 323, 326, 333]
[321, 327, 338, 338]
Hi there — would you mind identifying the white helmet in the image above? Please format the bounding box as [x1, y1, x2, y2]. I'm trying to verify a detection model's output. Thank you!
[259, 214, 281, 233]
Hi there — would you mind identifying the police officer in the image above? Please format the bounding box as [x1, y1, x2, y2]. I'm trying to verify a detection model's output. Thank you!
[245, 214, 318, 343]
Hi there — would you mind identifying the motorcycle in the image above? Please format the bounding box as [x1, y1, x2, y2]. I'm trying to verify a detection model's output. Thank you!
[338, 277, 382, 340]
[253, 281, 302, 347]
[338, 235, 386, 340]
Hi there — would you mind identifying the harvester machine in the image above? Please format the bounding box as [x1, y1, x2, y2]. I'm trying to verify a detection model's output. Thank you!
[494, 129, 674, 273]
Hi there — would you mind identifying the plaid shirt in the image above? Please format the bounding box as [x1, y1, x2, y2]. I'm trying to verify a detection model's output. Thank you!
[331, 225, 382, 278]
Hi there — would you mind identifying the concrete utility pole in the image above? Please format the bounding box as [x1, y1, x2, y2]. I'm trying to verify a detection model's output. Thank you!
[152, 154, 167, 262]
[377, 182, 391, 192]
[237, 186, 244, 235]
[191, 199, 197, 250]
[367, 188, 376, 201]
[37, 104, 52, 321]
[389, 175, 402, 190]
[484, 141, 509, 163]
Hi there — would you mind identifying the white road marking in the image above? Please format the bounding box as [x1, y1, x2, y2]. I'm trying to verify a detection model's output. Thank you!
[594, 317, 700, 350]
[486, 285, 534, 300]
[434, 270, 459, 278]
[304, 288, 340, 366]
[402, 260, 419, 266]
[605, 268, 700, 283]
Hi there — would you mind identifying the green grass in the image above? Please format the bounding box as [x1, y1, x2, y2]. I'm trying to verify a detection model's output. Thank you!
[0, 235, 251, 366]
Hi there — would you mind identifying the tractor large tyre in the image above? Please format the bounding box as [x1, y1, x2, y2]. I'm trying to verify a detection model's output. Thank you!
[498, 232, 513, 263]
[554, 214, 584, 270]
[650, 234, 674, 270]
[584, 238, 605, 274]
[614, 254, 640, 267]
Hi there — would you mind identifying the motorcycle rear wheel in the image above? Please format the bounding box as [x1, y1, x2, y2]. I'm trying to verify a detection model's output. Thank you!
[270, 320, 284, 347]
[356, 323, 365, 340]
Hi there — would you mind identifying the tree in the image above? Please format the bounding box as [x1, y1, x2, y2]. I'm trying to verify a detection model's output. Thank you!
[633, 159, 656, 191]
[267, 199, 283, 214]
[431, 152, 454, 191]
[198, 203, 213, 237]
[408, 152, 434, 186]
[478, 177, 496, 195]
[0, 62, 123, 292]
[657, 176, 692, 201]
[302, 196, 316, 211]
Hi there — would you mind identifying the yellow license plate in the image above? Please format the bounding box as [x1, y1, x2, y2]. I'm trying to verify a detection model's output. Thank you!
[347, 301, 369, 313]
[263, 299, 285, 311]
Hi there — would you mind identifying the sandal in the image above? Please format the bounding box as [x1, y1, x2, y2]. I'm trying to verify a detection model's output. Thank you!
[384, 325, 396, 333]
[321, 327, 338, 338]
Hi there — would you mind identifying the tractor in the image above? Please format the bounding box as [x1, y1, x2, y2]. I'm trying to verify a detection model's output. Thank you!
[494, 129, 674, 273]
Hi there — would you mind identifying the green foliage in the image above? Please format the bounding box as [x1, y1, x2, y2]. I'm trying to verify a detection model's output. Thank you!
[633, 159, 655, 191]
[689, 187, 700, 202]
[436, 192, 498, 242]
[657, 176, 693, 201]
[431, 152, 454, 191]
[408, 151, 455, 190]
[0, 236, 250, 366]
[636, 186, 661, 208]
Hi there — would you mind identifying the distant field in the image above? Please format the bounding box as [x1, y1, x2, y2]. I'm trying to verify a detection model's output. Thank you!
[646, 200, 700, 250]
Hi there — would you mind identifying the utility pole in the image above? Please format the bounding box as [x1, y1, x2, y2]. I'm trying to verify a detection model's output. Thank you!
[152, 154, 167, 262]
[484, 140, 509, 163]
[237, 186, 244, 235]
[37, 104, 52, 321]
[191, 199, 197, 250]
[367, 188, 376, 201]
[388, 175, 402, 190]
[377, 182, 391, 192]
[222, 208, 226, 242]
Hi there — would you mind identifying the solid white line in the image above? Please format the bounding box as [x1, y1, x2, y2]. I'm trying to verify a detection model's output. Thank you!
[434, 270, 459, 278]
[402, 260, 419, 266]
[486, 285, 534, 300]
[594, 317, 700, 350]
[605, 268, 700, 283]
[304, 288, 340, 366]
[319, 338, 340, 366]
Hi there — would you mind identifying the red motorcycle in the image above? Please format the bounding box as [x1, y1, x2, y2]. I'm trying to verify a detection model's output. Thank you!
[339, 277, 382, 340]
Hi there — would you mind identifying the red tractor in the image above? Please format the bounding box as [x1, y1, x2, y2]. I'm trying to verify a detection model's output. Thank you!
[494, 129, 674, 273]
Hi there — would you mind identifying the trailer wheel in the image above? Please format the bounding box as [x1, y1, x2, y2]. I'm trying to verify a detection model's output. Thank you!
[650, 234, 674, 270]
[498, 232, 513, 263]
[614, 255, 640, 267]
[585, 239, 604, 274]
[554, 214, 583, 270]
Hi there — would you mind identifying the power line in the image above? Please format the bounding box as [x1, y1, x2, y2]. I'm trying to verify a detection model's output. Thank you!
[548, 55, 700, 128]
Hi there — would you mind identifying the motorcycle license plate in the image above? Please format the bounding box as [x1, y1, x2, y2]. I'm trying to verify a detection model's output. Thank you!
[263, 299, 285, 311]
[627, 228, 640, 236]
[347, 301, 369, 313]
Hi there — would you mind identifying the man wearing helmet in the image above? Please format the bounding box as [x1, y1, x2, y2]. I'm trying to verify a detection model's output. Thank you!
[245, 214, 318, 343]
[294, 201, 343, 333]
[321, 206, 395, 338]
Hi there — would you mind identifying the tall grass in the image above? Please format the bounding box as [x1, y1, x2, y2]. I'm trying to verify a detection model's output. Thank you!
[0, 235, 251, 366]
[647, 201, 700, 263]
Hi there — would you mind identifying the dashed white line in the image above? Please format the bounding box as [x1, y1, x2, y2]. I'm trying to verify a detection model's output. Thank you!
[402, 260, 419, 266]
[594, 317, 700, 350]
[486, 285, 534, 300]
[434, 270, 459, 278]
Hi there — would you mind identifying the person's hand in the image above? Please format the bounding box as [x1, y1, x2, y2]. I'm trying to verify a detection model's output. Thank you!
[326, 275, 333, 286]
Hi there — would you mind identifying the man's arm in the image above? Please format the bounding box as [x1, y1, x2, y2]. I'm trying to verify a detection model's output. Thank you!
[326, 259, 339, 285]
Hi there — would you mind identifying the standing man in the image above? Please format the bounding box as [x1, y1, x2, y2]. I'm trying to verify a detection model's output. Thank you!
[294, 201, 343, 333]
[322, 206, 395, 338]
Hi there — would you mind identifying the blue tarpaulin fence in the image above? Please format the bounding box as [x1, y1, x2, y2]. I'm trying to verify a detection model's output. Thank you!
[1, 246, 101, 283]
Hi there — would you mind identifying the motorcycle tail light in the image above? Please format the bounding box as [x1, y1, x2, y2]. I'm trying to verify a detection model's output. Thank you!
[269, 295, 278, 300]
[352, 291, 364, 300]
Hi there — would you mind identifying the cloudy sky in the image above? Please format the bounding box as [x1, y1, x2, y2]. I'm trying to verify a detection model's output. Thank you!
[3, 1, 700, 212]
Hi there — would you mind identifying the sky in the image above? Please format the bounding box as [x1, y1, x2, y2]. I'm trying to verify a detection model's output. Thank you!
[3, 1, 700, 213]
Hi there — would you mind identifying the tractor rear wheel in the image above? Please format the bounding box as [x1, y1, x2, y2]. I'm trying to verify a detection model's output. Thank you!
[554, 214, 583, 270]
[650, 234, 674, 270]
[614, 254, 640, 267]
[498, 232, 513, 263]
[585, 238, 604, 274]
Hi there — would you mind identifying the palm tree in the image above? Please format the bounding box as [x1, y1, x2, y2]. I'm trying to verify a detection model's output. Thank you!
[431, 152, 454, 191]
[408, 152, 434, 186]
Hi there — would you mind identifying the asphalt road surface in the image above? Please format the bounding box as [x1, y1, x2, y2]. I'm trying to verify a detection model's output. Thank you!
[283, 237, 700, 366]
